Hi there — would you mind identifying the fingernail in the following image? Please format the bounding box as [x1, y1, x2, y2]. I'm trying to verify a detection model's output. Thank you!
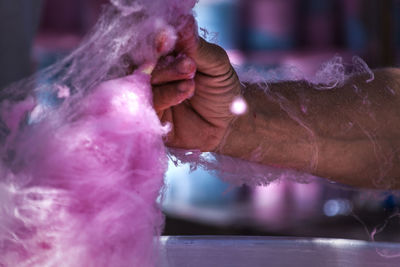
[140, 62, 156, 75]
[156, 26, 177, 55]
[177, 58, 196, 74]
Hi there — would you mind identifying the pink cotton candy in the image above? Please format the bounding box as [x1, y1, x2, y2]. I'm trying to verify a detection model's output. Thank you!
[0, 1, 197, 266]
[0, 70, 167, 267]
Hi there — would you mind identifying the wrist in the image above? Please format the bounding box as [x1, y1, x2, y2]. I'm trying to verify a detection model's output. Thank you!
[214, 87, 255, 157]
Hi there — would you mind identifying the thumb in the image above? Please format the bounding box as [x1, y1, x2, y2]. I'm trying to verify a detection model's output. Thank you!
[175, 16, 231, 76]
[195, 38, 232, 76]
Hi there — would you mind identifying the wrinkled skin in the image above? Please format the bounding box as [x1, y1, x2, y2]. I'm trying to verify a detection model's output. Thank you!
[151, 17, 241, 152]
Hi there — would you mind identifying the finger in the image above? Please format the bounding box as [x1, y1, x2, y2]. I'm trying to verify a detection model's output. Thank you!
[155, 25, 177, 56]
[135, 27, 177, 77]
[151, 55, 196, 85]
[175, 16, 199, 56]
[153, 79, 195, 112]
[138, 62, 157, 75]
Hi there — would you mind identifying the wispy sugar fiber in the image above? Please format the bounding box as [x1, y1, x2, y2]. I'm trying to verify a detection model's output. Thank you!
[0, 0, 196, 266]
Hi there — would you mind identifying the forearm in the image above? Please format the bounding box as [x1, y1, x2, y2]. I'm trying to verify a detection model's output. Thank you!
[219, 68, 400, 189]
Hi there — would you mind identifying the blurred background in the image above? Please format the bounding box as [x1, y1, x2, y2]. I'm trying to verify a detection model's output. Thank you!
[1, 0, 400, 242]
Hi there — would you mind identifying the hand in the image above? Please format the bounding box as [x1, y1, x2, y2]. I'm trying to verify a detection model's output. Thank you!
[151, 17, 242, 151]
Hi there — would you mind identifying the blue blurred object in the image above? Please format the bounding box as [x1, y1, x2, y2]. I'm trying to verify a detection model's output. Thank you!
[194, 0, 240, 50]
[163, 160, 238, 208]
[246, 28, 293, 50]
[345, 17, 367, 52]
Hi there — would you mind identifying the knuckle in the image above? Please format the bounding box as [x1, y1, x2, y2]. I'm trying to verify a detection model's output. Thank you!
[210, 43, 230, 63]
[202, 42, 231, 76]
